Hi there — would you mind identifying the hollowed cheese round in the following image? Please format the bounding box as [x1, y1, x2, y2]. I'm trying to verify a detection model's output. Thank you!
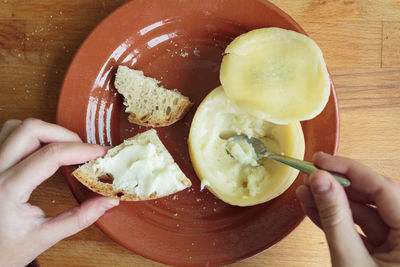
[188, 87, 305, 206]
[220, 27, 331, 124]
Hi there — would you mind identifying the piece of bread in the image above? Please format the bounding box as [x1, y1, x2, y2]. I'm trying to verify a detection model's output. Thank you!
[114, 65, 193, 127]
[72, 129, 192, 201]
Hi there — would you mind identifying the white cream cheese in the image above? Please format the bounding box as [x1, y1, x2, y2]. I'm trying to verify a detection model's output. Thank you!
[93, 142, 186, 197]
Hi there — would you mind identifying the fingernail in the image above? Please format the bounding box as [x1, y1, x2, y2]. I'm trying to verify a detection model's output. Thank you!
[101, 198, 119, 211]
[310, 174, 331, 194]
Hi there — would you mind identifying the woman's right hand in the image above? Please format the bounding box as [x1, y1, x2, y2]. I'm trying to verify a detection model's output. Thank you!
[296, 152, 400, 267]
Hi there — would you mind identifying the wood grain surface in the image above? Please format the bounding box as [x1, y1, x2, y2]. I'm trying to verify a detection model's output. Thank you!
[0, 0, 399, 266]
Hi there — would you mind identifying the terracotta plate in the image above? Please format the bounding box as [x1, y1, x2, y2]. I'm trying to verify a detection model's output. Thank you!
[57, 0, 339, 266]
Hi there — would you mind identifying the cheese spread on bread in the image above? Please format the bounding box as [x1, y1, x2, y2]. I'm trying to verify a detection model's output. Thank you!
[93, 143, 186, 197]
[73, 129, 191, 201]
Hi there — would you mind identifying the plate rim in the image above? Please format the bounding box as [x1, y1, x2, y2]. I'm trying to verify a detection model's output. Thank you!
[56, 0, 340, 265]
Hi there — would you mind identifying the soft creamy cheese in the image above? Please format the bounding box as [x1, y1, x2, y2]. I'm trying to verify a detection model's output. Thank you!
[226, 138, 258, 166]
[189, 86, 305, 206]
[190, 87, 279, 197]
[93, 143, 185, 197]
[200, 179, 210, 191]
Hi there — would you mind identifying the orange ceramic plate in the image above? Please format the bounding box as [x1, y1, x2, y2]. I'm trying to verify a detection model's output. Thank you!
[57, 0, 339, 266]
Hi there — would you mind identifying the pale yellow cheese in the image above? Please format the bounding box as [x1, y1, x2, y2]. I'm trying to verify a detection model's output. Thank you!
[188, 87, 305, 206]
[220, 27, 331, 124]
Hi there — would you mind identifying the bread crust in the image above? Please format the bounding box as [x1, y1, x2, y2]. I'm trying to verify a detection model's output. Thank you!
[127, 99, 193, 127]
[115, 66, 194, 127]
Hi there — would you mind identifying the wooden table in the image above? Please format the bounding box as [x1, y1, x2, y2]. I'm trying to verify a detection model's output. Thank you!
[0, 0, 399, 266]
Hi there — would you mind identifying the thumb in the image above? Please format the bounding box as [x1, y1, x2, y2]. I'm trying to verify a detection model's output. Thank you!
[309, 170, 372, 266]
[39, 196, 119, 248]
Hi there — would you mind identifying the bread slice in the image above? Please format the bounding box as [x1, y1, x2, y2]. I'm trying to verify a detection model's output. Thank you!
[114, 65, 193, 127]
[72, 129, 192, 201]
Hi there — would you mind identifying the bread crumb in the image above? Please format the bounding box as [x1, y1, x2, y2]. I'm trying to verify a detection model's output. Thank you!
[213, 208, 217, 212]
[12, 88, 16, 91]
[173, 213, 178, 216]
[172, 195, 178, 200]
[196, 198, 201, 202]
[180, 52, 188, 58]
[51, 200, 55, 204]
[193, 48, 200, 57]
[176, 224, 180, 227]
[191, 242, 195, 246]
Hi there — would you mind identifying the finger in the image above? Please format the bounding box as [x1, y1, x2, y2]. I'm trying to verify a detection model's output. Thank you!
[296, 185, 376, 253]
[308, 155, 374, 204]
[359, 234, 375, 254]
[296, 185, 322, 228]
[298, 184, 388, 247]
[345, 187, 374, 205]
[4, 142, 106, 202]
[0, 118, 82, 173]
[309, 170, 373, 266]
[0, 119, 22, 146]
[313, 152, 400, 229]
[350, 201, 389, 247]
[37, 196, 119, 249]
